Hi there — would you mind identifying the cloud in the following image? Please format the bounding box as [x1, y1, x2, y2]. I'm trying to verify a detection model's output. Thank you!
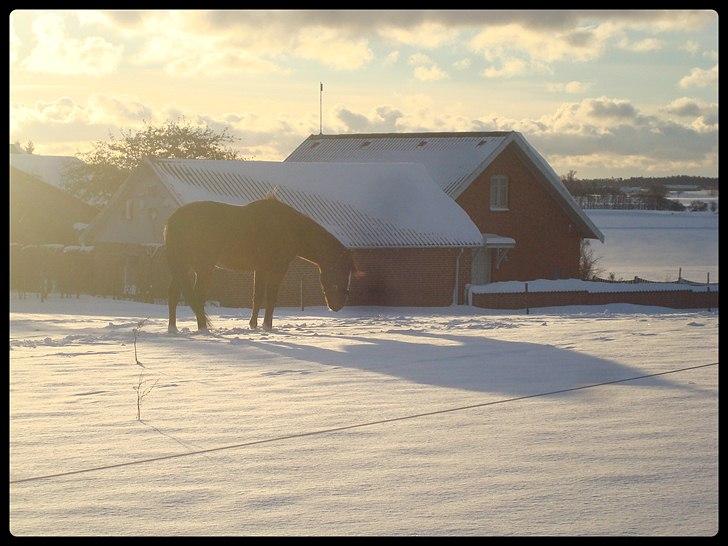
[408, 53, 435, 66]
[22, 13, 123, 76]
[662, 97, 704, 117]
[378, 21, 458, 48]
[546, 81, 591, 94]
[483, 59, 527, 78]
[408, 53, 449, 81]
[293, 27, 373, 70]
[453, 58, 472, 70]
[680, 40, 701, 54]
[618, 37, 663, 52]
[336, 106, 404, 132]
[679, 65, 718, 88]
[200, 10, 714, 34]
[383, 50, 400, 66]
[661, 98, 718, 133]
[11, 95, 315, 161]
[10, 14, 21, 64]
[470, 23, 613, 65]
[10, 95, 157, 146]
[413, 65, 449, 81]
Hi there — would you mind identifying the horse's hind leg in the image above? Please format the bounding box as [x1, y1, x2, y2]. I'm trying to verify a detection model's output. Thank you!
[193, 266, 215, 332]
[250, 270, 267, 329]
[168, 277, 182, 333]
[262, 269, 285, 331]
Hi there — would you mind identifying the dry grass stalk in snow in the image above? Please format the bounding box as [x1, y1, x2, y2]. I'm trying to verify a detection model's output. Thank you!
[131, 318, 159, 421]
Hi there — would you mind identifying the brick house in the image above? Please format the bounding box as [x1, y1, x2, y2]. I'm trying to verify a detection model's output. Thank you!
[286, 131, 604, 299]
[81, 158, 482, 307]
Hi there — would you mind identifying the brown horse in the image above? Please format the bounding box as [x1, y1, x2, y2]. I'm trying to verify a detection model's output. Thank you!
[164, 198, 354, 332]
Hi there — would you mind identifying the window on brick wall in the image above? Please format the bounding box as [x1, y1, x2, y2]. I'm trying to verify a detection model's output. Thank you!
[490, 175, 509, 210]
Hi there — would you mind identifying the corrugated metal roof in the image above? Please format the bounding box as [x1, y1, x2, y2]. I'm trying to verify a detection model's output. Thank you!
[286, 132, 511, 197]
[146, 158, 483, 249]
[285, 131, 604, 242]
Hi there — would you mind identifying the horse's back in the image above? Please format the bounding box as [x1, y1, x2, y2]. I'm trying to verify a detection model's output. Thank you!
[164, 200, 302, 271]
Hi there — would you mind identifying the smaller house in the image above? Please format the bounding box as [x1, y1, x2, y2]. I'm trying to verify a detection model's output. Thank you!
[9, 166, 99, 246]
[10, 158, 100, 298]
[10, 152, 86, 195]
[82, 158, 483, 306]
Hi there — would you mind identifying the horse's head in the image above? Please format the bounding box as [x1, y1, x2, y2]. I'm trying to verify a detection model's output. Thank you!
[320, 250, 355, 312]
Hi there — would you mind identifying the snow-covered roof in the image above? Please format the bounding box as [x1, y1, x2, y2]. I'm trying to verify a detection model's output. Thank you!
[286, 131, 604, 242]
[10, 153, 83, 191]
[287, 132, 510, 197]
[145, 158, 483, 249]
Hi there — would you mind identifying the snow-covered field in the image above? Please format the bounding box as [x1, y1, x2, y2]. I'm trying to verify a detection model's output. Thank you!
[585, 209, 719, 282]
[10, 296, 718, 536]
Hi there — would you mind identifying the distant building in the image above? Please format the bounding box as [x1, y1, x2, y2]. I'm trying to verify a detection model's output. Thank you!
[620, 186, 646, 195]
[665, 184, 699, 192]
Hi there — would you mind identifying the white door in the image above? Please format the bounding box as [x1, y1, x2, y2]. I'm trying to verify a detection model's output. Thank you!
[471, 247, 491, 285]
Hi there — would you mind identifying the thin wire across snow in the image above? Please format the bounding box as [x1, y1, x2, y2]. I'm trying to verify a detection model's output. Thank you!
[10, 361, 718, 486]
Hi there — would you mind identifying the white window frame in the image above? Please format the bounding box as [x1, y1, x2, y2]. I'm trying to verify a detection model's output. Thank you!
[490, 175, 509, 211]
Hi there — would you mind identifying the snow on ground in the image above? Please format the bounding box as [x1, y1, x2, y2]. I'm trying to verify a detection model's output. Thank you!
[10, 295, 718, 536]
[585, 209, 718, 283]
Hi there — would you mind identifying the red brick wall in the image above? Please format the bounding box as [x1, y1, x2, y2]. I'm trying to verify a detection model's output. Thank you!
[85, 247, 463, 309]
[350, 248, 462, 306]
[206, 248, 464, 308]
[457, 142, 582, 282]
[472, 289, 719, 310]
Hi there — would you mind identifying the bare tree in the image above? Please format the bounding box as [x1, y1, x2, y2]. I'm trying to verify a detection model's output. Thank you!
[578, 239, 603, 280]
[64, 117, 242, 205]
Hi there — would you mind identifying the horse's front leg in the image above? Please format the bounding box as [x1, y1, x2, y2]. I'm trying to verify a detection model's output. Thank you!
[262, 270, 285, 331]
[167, 276, 181, 333]
[250, 270, 267, 329]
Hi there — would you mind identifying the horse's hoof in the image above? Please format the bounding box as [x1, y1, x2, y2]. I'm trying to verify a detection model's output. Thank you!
[167, 326, 179, 335]
[249, 322, 258, 329]
[262, 323, 272, 331]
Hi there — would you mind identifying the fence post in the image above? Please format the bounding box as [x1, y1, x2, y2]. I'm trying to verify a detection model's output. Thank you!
[525, 282, 529, 315]
[707, 272, 711, 312]
[678, 267, 682, 281]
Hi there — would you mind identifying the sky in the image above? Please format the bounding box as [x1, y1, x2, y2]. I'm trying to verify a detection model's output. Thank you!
[9, 9, 719, 178]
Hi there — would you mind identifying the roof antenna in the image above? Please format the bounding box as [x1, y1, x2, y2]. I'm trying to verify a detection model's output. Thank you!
[319, 82, 323, 135]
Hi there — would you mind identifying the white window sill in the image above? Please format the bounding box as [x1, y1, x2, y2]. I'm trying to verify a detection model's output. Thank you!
[490, 207, 509, 212]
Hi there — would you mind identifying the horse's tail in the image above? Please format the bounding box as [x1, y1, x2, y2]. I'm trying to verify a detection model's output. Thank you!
[165, 228, 210, 330]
